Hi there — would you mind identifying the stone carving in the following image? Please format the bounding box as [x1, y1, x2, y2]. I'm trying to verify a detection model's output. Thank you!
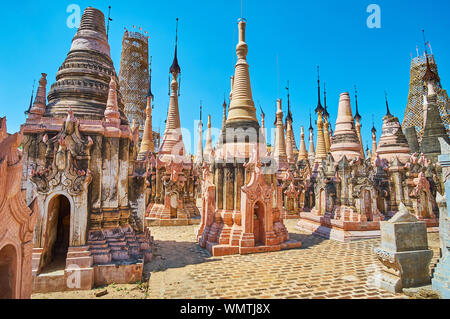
[30, 109, 93, 195]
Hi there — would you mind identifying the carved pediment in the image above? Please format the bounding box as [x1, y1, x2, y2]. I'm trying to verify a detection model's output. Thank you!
[30, 109, 93, 195]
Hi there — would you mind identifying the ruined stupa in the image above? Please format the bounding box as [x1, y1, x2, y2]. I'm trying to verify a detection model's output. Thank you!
[376, 96, 411, 163]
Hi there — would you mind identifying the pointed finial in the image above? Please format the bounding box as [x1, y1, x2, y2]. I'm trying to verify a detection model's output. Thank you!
[384, 91, 392, 116]
[309, 110, 313, 131]
[26, 79, 36, 114]
[107, 6, 113, 39]
[371, 114, 376, 133]
[323, 82, 329, 118]
[169, 18, 181, 75]
[285, 81, 293, 122]
[354, 85, 361, 121]
[315, 65, 324, 113]
[200, 100, 202, 122]
[259, 104, 265, 118]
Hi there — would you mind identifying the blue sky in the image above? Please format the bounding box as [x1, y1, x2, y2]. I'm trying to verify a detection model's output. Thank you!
[0, 0, 449, 154]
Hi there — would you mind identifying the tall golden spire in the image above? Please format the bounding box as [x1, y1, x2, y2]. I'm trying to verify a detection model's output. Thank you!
[354, 86, 365, 159]
[204, 114, 213, 161]
[323, 83, 331, 153]
[308, 112, 315, 163]
[314, 68, 327, 162]
[298, 126, 308, 161]
[226, 19, 258, 125]
[371, 122, 377, 164]
[286, 119, 295, 164]
[274, 99, 288, 170]
[195, 102, 203, 164]
[260, 105, 267, 150]
[159, 18, 185, 158]
[139, 64, 155, 157]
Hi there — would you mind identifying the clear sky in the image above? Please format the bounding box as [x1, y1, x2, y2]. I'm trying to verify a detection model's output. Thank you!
[1, 0, 449, 154]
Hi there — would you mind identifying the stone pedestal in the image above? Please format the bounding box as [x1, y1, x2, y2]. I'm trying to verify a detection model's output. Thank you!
[374, 204, 433, 293]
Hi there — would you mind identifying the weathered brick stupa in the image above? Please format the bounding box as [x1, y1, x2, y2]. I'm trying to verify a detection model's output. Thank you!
[146, 21, 200, 226]
[376, 96, 411, 164]
[329, 92, 363, 162]
[20, 7, 153, 293]
[197, 18, 300, 256]
[0, 118, 37, 299]
[44, 7, 126, 123]
[297, 92, 387, 242]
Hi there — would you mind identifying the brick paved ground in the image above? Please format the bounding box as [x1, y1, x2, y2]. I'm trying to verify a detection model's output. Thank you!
[32, 219, 441, 299]
[145, 220, 441, 299]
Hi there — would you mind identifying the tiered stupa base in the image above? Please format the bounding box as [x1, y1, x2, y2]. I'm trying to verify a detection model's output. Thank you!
[32, 226, 153, 293]
[198, 208, 301, 257]
[297, 209, 439, 242]
[146, 203, 200, 226]
[296, 207, 383, 242]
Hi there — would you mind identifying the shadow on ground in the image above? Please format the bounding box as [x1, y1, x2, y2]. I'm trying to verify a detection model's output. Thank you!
[144, 239, 220, 277]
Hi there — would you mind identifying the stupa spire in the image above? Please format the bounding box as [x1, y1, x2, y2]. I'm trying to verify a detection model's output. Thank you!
[226, 18, 258, 125]
[315, 110, 327, 162]
[308, 112, 315, 164]
[385, 91, 392, 117]
[286, 117, 295, 164]
[195, 102, 203, 164]
[353, 86, 365, 159]
[204, 114, 213, 162]
[139, 70, 155, 157]
[159, 19, 185, 158]
[323, 83, 331, 154]
[28, 73, 47, 120]
[371, 120, 377, 164]
[315, 66, 324, 114]
[314, 69, 326, 162]
[298, 126, 308, 161]
[260, 105, 267, 149]
[323, 82, 330, 119]
[274, 99, 288, 170]
[169, 18, 181, 75]
[104, 78, 121, 126]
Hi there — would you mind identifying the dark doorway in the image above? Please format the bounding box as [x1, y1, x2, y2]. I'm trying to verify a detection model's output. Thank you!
[253, 202, 265, 246]
[0, 245, 17, 299]
[42, 195, 70, 273]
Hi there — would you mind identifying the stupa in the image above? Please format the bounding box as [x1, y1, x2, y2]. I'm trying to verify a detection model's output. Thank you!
[197, 18, 300, 256]
[329, 92, 363, 162]
[376, 95, 411, 163]
[146, 19, 200, 226]
[21, 7, 153, 293]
